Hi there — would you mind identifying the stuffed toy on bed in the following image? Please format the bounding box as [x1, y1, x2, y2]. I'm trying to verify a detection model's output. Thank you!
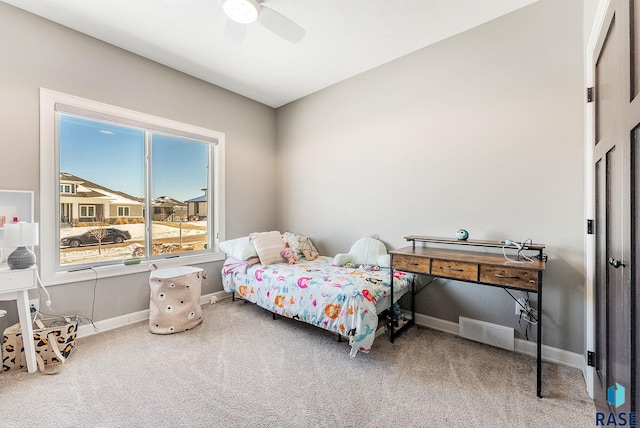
[280, 247, 298, 264]
[333, 235, 390, 268]
[298, 235, 319, 261]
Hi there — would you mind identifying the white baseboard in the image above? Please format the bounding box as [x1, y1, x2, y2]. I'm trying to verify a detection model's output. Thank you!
[584, 362, 594, 399]
[77, 291, 231, 338]
[413, 312, 584, 370]
[77, 297, 584, 371]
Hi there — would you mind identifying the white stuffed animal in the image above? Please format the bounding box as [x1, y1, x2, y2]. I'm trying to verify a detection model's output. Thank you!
[334, 235, 389, 268]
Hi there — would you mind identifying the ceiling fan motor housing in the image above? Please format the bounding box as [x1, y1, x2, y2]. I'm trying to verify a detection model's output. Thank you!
[223, 0, 260, 24]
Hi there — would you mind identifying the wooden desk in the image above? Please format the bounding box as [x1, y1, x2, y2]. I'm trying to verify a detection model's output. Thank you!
[0, 265, 38, 373]
[389, 236, 545, 397]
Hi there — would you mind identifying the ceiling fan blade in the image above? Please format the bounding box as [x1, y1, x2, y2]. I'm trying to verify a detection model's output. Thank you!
[224, 19, 247, 45]
[258, 5, 305, 43]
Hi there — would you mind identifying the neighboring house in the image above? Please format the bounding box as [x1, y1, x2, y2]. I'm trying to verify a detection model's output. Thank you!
[185, 189, 207, 220]
[152, 196, 187, 221]
[59, 172, 145, 224]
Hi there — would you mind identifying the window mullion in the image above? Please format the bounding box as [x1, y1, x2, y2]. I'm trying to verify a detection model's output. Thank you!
[144, 130, 152, 260]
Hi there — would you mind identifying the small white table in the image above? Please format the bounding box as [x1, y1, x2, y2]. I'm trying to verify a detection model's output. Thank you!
[0, 264, 37, 373]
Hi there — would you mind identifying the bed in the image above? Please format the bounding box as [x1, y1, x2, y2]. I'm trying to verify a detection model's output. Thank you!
[220, 233, 415, 357]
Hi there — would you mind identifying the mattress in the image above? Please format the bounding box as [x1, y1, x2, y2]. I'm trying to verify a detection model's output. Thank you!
[222, 256, 413, 356]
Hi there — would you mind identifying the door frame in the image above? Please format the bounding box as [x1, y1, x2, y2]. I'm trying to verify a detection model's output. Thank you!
[585, 0, 613, 400]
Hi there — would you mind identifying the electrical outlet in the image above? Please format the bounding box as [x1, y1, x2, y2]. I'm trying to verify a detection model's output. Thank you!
[29, 298, 40, 313]
[515, 298, 527, 315]
[515, 297, 532, 322]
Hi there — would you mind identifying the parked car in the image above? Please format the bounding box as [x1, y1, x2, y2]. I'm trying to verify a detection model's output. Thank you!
[60, 227, 131, 248]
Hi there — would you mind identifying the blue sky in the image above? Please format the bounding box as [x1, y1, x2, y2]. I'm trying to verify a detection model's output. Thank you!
[59, 114, 208, 202]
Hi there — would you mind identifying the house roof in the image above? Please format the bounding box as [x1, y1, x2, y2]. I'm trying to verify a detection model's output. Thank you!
[60, 172, 144, 206]
[152, 196, 187, 207]
[185, 195, 207, 203]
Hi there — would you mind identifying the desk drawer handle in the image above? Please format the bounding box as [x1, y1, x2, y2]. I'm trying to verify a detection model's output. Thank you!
[443, 266, 464, 272]
[401, 261, 420, 266]
[495, 273, 519, 279]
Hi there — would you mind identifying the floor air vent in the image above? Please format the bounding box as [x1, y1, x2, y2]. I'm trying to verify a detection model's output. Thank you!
[459, 317, 514, 351]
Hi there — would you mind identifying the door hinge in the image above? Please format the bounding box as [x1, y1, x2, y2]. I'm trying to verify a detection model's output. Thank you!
[587, 219, 595, 234]
[587, 87, 594, 103]
[587, 351, 596, 367]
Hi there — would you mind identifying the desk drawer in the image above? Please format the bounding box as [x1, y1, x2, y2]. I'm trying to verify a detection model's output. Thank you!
[431, 259, 478, 281]
[0, 268, 36, 293]
[392, 254, 430, 274]
[480, 266, 539, 291]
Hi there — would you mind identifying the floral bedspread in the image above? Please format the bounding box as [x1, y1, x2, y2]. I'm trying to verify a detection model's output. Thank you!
[222, 256, 413, 356]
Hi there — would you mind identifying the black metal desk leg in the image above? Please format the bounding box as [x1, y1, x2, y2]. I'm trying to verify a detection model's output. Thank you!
[411, 278, 415, 322]
[537, 274, 543, 398]
[390, 254, 395, 343]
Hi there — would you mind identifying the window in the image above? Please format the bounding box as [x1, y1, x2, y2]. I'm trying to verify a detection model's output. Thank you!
[60, 184, 74, 194]
[79, 205, 96, 218]
[40, 89, 226, 285]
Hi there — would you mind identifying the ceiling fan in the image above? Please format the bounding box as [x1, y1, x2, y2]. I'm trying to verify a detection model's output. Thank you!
[221, 0, 305, 44]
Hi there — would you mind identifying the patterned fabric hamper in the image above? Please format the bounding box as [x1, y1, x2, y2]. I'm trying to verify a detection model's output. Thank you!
[2, 316, 77, 373]
[149, 265, 206, 334]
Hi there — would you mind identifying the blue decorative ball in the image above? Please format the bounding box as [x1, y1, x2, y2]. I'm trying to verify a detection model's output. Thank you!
[456, 229, 469, 240]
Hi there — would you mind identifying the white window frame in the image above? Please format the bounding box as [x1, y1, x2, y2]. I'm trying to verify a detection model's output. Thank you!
[40, 88, 226, 285]
[60, 184, 74, 194]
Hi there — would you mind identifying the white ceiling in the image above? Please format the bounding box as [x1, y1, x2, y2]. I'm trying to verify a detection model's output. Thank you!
[3, 0, 538, 108]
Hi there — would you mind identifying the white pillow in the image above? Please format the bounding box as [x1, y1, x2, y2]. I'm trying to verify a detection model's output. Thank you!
[219, 236, 258, 260]
[250, 231, 287, 266]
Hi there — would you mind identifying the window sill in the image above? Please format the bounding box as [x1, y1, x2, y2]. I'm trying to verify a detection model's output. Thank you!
[43, 252, 226, 286]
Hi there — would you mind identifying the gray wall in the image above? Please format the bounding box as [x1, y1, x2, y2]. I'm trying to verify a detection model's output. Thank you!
[584, 0, 601, 48]
[0, 3, 278, 330]
[0, 0, 587, 356]
[276, 0, 585, 353]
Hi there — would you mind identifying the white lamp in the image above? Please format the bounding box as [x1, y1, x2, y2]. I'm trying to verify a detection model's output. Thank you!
[223, 0, 260, 23]
[4, 222, 38, 269]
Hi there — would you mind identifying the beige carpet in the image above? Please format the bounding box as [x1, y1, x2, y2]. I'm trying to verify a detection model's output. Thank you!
[0, 298, 594, 427]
